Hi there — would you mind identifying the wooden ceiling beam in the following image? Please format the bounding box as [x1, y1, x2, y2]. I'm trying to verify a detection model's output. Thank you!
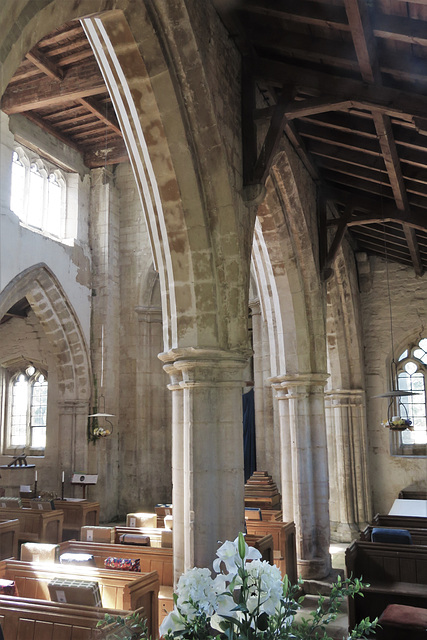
[255, 58, 427, 123]
[1, 59, 105, 114]
[284, 122, 319, 182]
[373, 13, 427, 47]
[241, 0, 349, 30]
[38, 25, 83, 47]
[244, 26, 358, 71]
[79, 97, 122, 136]
[344, 0, 423, 276]
[25, 47, 64, 82]
[253, 88, 293, 184]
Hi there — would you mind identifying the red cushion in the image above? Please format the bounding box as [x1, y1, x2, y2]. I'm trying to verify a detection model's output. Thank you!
[379, 604, 427, 629]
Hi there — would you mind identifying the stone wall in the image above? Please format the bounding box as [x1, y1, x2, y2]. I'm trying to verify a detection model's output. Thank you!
[362, 256, 427, 514]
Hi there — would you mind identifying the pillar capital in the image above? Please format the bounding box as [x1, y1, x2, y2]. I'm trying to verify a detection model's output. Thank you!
[324, 388, 365, 407]
[271, 372, 329, 398]
[135, 305, 162, 323]
[159, 347, 251, 388]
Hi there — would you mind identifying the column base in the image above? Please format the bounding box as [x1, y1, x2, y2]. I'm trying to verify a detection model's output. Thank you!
[297, 554, 332, 580]
[330, 521, 362, 543]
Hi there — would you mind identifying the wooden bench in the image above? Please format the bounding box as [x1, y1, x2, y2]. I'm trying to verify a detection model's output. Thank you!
[0, 518, 19, 559]
[60, 539, 173, 586]
[245, 520, 297, 583]
[345, 539, 427, 628]
[114, 526, 172, 548]
[245, 533, 275, 565]
[0, 558, 159, 634]
[0, 595, 147, 639]
[0, 507, 63, 543]
[22, 498, 100, 540]
[373, 512, 427, 529]
[360, 524, 427, 545]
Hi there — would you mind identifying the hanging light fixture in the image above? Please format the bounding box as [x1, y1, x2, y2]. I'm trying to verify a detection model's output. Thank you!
[88, 394, 114, 440]
[373, 216, 417, 430]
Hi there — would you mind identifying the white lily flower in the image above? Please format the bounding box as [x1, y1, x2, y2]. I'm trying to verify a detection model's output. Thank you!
[213, 535, 261, 576]
[159, 609, 186, 636]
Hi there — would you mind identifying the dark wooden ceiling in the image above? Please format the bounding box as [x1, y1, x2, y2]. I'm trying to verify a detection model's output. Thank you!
[2, 3, 427, 276]
[1, 22, 127, 169]
[214, 0, 427, 277]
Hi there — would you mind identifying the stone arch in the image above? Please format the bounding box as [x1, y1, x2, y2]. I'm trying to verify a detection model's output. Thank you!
[0, 264, 90, 402]
[254, 144, 326, 376]
[324, 245, 372, 539]
[0, 1, 253, 356]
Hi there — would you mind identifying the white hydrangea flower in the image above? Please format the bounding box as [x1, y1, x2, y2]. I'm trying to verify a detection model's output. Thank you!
[245, 560, 283, 615]
[176, 567, 217, 618]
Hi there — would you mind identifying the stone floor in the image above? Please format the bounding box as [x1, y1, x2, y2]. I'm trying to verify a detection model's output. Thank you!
[296, 543, 350, 639]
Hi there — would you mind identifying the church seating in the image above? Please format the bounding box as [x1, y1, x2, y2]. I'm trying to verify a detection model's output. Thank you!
[0, 558, 159, 632]
[345, 540, 427, 628]
[378, 603, 427, 640]
[371, 527, 413, 544]
[0, 507, 63, 543]
[373, 513, 427, 529]
[60, 539, 173, 586]
[0, 596, 147, 640]
[245, 520, 297, 583]
[360, 524, 427, 545]
[0, 519, 19, 559]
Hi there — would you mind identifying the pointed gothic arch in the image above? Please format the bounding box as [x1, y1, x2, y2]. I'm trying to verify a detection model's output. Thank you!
[0, 264, 91, 402]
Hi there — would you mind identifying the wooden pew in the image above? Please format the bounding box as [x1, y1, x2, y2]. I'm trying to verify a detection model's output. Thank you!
[0, 518, 19, 559]
[245, 520, 297, 583]
[0, 558, 159, 634]
[345, 539, 427, 628]
[114, 526, 171, 548]
[0, 595, 146, 640]
[22, 498, 100, 541]
[0, 507, 63, 543]
[60, 539, 173, 586]
[360, 524, 427, 545]
[372, 512, 427, 529]
[245, 533, 274, 565]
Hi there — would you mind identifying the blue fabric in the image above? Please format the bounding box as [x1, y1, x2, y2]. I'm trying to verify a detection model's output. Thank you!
[243, 389, 256, 483]
[371, 527, 412, 545]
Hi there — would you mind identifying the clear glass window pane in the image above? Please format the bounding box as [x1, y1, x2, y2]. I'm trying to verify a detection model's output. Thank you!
[27, 164, 44, 228]
[31, 379, 47, 427]
[47, 173, 61, 237]
[398, 349, 408, 361]
[10, 152, 26, 220]
[31, 426, 46, 449]
[10, 375, 28, 447]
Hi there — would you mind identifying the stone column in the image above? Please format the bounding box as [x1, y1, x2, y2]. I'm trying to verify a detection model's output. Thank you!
[163, 362, 185, 585]
[325, 389, 372, 541]
[250, 299, 278, 481]
[58, 401, 90, 495]
[272, 373, 331, 579]
[161, 348, 248, 574]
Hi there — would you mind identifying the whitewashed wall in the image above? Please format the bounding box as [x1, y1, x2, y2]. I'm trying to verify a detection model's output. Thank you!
[362, 255, 427, 514]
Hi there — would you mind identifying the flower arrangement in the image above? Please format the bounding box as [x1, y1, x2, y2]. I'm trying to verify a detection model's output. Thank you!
[382, 416, 413, 430]
[92, 426, 111, 439]
[160, 532, 378, 640]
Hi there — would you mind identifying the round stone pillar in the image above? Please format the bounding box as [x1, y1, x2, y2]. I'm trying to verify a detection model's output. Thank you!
[272, 373, 331, 579]
[161, 348, 248, 576]
[325, 389, 372, 541]
[163, 363, 185, 584]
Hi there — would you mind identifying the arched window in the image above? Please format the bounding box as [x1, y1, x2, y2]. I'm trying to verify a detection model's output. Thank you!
[10, 147, 66, 239]
[393, 337, 427, 455]
[4, 365, 47, 453]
